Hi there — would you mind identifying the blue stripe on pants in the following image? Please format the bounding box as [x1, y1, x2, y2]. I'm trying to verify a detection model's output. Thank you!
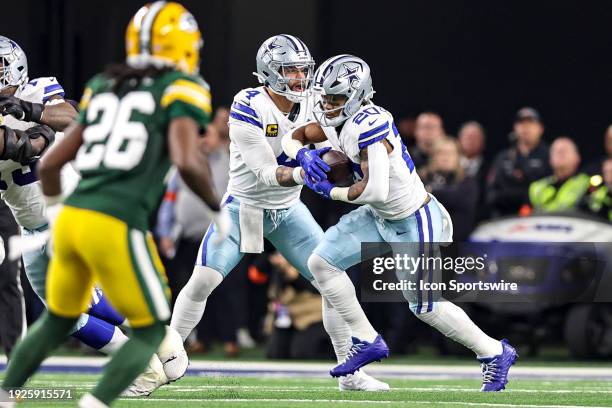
[199, 195, 233, 267]
[415, 210, 424, 314]
[424, 205, 434, 312]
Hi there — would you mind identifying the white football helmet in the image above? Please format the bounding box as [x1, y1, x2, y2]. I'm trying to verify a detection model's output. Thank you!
[312, 55, 375, 127]
[0, 36, 28, 92]
[254, 34, 314, 102]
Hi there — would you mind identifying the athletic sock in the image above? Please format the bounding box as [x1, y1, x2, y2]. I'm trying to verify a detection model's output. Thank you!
[171, 266, 223, 341]
[72, 315, 127, 354]
[415, 301, 502, 358]
[308, 254, 378, 343]
[321, 298, 351, 363]
[2, 311, 77, 389]
[88, 288, 126, 326]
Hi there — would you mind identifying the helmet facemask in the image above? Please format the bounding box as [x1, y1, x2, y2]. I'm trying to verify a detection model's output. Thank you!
[0, 39, 27, 93]
[313, 93, 350, 127]
[269, 61, 314, 102]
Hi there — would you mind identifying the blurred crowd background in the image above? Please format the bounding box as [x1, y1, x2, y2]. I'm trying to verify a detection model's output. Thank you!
[2, 0, 612, 360]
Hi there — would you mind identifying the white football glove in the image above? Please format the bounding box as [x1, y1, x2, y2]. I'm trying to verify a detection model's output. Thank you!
[209, 206, 232, 245]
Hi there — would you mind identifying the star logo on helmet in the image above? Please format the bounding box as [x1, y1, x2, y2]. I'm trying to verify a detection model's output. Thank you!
[339, 64, 360, 87]
[267, 38, 282, 51]
[262, 38, 282, 61]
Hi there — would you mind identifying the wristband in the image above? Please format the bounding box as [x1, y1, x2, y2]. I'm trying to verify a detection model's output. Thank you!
[292, 167, 305, 185]
[44, 194, 64, 207]
[330, 187, 350, 202]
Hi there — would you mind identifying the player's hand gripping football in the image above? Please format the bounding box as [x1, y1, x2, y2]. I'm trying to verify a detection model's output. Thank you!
[295, 146, 332, 182]
[304, 174, 336, 199]
[0, 95, 44, 122]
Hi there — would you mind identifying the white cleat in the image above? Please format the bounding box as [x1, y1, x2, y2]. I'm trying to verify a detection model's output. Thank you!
[158, 326, 189, 382]
[0, 388, 15, 408]
[79, 393, 108, 407]
[121, 353, 168, 397]
[338, 370, 390, 391]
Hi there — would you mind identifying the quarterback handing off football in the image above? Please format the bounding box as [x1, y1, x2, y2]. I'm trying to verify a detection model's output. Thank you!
[2, 1, 609, 407]
[321, 149, 354, 187]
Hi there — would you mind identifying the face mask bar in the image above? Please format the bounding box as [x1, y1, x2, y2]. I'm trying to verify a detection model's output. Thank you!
[312, 92, 350, 127]
[0, 56, 11, 90]
[275, 62, 314, 100]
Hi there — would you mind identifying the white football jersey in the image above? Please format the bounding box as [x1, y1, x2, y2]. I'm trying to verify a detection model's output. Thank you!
[322, 104, 427, 220]
[0, 77, 78, 230]
[227, 86, 314, 208]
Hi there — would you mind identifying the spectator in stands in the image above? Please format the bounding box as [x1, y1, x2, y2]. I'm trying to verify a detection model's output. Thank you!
[584, 125, 612, 175]
[459, 121, 488, 219]
[264, 252, 332, 360]
[411, 111, 445, 170]
[529, 137, 589, 213]
[486, 107, 551, 217]
[397, 115, 417, 149]
[581, 159, 612, 222]
[421, 137, 478, 241]
[211, 106, 230, 140]
[458, 121, 486, 179]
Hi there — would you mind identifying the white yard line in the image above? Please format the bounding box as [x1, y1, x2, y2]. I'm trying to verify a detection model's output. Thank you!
[120, 398, 612, 408]
[3, 356, 611, 380]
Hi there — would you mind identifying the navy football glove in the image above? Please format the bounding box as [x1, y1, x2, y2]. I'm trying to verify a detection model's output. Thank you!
[304, 174, 335, 199]
[296, 146, 331, 182]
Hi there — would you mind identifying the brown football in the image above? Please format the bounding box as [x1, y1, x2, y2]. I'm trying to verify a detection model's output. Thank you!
[322, 149, 354, 187]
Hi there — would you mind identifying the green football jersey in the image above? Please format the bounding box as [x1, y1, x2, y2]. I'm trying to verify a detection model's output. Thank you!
[66, 69, 212, 231]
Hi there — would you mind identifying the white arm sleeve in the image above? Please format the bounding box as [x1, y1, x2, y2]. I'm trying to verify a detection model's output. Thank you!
[281, 126, 306, 159]
[231, 124, 280, 187]
[313, 140, 333, 149]
[331, 142, 390, 203]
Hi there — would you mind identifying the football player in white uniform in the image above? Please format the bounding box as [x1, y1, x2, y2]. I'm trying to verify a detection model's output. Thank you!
[0, 36, 178, 397]
[170, 35, 388, 391]
[282, 55, 518, 391]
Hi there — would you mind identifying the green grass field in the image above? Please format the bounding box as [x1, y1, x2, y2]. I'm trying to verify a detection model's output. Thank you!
[9, 374, 612, 408]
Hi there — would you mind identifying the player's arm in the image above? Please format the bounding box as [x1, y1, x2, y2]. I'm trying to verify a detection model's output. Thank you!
[283, 121, 328, 147]
[330, 140, 392, 203]
[0, 94, 77, 132]
[168, 117, 220, 211]
[0, 123, 56, 164]
[38, 95, 78, 131]
[231, 123, 299, 187]
[281, 122, 331, 182]
[37, 122, 84, 198]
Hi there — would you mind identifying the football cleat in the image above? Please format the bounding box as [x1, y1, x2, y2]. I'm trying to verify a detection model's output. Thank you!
[121, 353, 168, 397]
[479, 339, 518, 392]
[330, 335, 389, 378]
[339, 370, 390, 391]
[0, 387, 15, 408]
[78, 393, 108, 408]
[158, 326, 189, 382]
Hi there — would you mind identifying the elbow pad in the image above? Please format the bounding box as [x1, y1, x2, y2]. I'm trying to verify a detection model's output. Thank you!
[0, 125, 36, 165]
